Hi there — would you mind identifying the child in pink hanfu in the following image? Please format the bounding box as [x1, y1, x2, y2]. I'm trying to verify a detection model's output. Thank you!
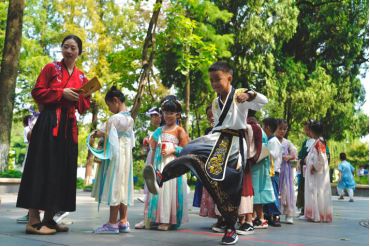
[146, 96, 190, 231]
[304, 121, 333, 223]
[275, 119, 297, 224]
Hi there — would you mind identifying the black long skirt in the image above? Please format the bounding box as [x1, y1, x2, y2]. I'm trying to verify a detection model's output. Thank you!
[16, 108, 78, 212]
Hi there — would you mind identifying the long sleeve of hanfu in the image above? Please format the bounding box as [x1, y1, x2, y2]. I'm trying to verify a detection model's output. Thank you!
[268, 138, 281, 160]
[100, 114, 134, 133]
[239, 90, 268, 112]
[31, 64, 64, 104]
[313, 141, 327, 173]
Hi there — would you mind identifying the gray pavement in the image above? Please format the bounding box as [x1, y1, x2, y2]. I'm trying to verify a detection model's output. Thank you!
[0, 191, 368, 246]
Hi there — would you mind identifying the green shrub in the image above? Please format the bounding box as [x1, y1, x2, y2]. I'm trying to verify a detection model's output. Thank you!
[133, 159, 145, 190]
[76, 177, 84, 189]
[0, 170, 22, 178]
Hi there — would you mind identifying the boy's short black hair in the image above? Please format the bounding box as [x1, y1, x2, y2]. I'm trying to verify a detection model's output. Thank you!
[262, 117, 277, 133]
[340, 152, 347, 161]
[105, 86, 125, 103]
[208, 61, 233, 76]
[276, 118, 287, 127]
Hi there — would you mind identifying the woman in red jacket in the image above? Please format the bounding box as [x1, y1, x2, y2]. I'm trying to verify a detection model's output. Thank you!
[16, 35, 91, 235]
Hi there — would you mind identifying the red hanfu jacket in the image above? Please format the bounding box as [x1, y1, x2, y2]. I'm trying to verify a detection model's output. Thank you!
[31, 60, 91, 143]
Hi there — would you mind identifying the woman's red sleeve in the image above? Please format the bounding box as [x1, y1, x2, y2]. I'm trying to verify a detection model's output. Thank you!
[31, 64, 64, 104]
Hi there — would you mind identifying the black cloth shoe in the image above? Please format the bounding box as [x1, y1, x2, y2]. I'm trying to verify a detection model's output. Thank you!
[143, 166, 161, 194]
[221, 228, 238, 245]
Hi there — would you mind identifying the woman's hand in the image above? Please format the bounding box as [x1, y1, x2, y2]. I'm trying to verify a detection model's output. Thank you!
[63, 88, 80, 101]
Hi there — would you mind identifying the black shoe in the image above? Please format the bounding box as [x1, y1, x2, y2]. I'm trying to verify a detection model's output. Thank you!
[211, 218, 227, 233]
[268, 216, 281, 227]
[221, 228, 238, 245]
[236, 223, 254, 235]
[143, 166, 161, 194]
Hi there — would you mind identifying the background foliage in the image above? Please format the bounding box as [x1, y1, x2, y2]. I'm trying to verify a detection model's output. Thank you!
[1, 0, 368, 184]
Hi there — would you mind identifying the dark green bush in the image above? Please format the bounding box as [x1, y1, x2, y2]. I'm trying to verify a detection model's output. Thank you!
[0, 170, 22, 178]
[76, 177, 85, 189]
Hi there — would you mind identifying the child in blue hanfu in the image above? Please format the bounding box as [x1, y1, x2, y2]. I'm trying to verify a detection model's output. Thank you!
[88, 86, 135, 234]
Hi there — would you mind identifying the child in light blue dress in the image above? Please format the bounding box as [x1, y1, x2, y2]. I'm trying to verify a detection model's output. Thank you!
[337, 152, 356, 202]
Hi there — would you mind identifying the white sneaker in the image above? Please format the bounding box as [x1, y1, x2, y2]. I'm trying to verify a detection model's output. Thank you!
[54, 212, 69, 224]
[297, 215, 306, 220]
[285, 216, 294, 224]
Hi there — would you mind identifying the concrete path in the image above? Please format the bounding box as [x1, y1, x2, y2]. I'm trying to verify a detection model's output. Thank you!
[0, 191, 368, 246]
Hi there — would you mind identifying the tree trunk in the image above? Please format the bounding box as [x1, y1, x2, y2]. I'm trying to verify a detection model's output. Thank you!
[131, 0, 162, 120]
[0, 0, 25, 171]
[184, 72, 190, 132]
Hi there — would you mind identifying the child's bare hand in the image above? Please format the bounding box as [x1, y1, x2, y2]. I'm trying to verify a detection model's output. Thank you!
[236, 92, 249, 103]
[92, 130, 104, 138]
[161, 145, 175, 156]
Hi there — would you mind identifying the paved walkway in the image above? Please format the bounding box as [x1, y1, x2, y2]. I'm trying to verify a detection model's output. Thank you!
[0, 191, 368, 246]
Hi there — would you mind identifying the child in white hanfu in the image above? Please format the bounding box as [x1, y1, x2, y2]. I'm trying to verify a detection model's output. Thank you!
[89, 86, 135, 234]
[275, 119, 297, 224]
[304, 121, 333, 223]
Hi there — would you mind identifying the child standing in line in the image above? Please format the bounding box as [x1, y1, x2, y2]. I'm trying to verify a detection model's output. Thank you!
[90, 86, 135, 234]
[337, 152, 356, 202]
[135, 107, 161, 229]
[145, 96, 190, 231]
[262, 118, 282, 227]
[304, 121, 333, 222]
[248, 114, 275, 230]
[275, 119, 297, 224]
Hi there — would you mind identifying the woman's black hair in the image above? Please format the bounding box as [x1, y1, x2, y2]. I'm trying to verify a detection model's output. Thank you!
[208, 61, 233, 76]
[340, 152, 347, 161]
[105, 86, 125, 103]
[61, 35, 83, 55]
[262, 117, 277, 133]
[160, 95, 182, 113]
[309, 120, 324, 136]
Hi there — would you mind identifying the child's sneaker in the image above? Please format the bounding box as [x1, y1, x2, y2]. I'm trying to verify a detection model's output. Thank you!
[119, 222, 130, 233]
[221, 228, 238, 245]
[349, 198, 354, 202]
[94, 223, 119, 234]
[143, 166, 161, 194]
[236, 223, 254, 235]
[254, 219, 268, 229]
[16, 214, 29, 224]
[211, 219, 227, 233]
[285, 216, 294, 224]
[54, 212, 69, 224]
